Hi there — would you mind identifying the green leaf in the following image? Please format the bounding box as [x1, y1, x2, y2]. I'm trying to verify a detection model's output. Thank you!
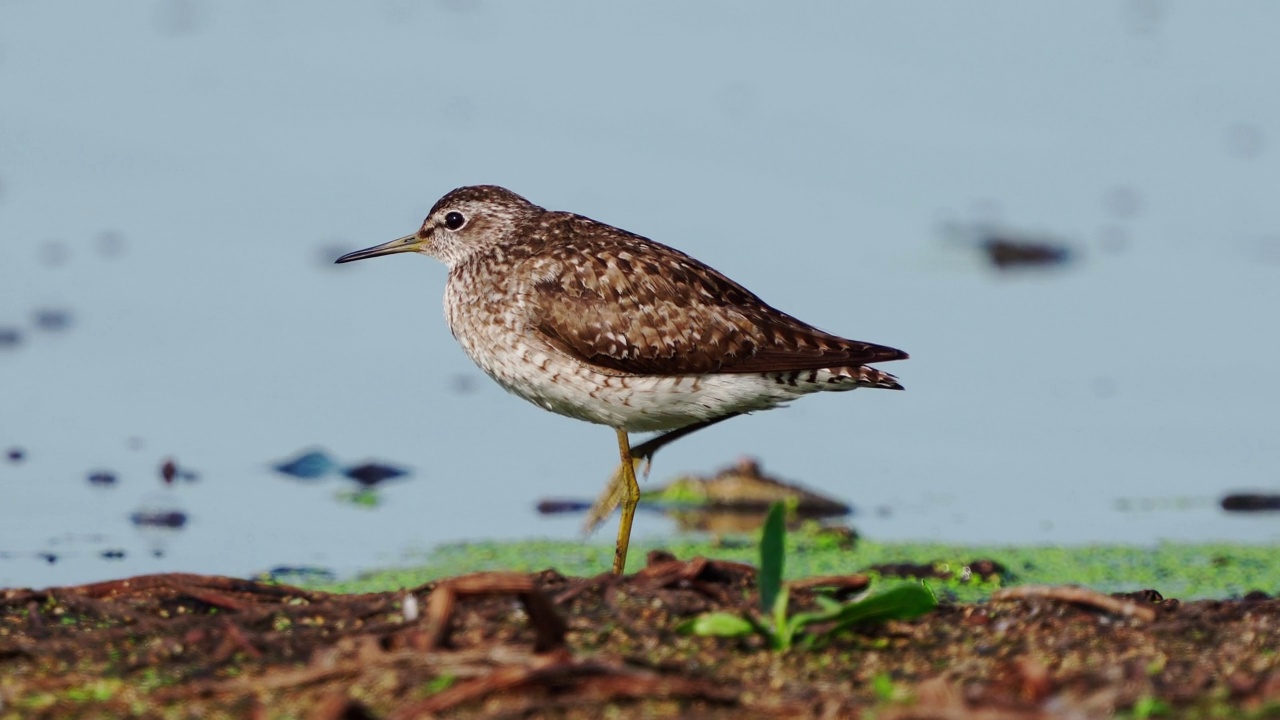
[677, 612, 757, 638]
[871, 672, 895, 701]
[769, 585, 793, 650]
[785, 608, 836, 636]
[826, 583, 937, 632]
[814, 595, 845, 613]
[758, 501, 786, 614]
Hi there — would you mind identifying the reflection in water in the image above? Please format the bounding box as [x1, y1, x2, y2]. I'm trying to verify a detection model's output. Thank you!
[130, 500, 189, 559]
[335, 487, 382, 508]
[270, 448, 411, 509]
[541, 457, 853, 535]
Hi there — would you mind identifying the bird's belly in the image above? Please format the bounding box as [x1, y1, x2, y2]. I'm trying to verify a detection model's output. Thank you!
[445, 296, 863, 433]
[460, 337, 827, 432]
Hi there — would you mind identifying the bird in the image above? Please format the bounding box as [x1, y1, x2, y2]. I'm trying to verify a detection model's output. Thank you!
[335, 185, 907, 575]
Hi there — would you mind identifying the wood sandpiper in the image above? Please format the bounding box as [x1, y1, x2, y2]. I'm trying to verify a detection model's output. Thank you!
[336, 185, 907, 575]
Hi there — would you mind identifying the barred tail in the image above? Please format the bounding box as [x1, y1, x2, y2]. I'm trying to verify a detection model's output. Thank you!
[833, 365, 903, 391]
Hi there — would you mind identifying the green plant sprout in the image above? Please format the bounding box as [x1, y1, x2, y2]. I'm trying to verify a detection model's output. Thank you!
[679, 502, 937, 651]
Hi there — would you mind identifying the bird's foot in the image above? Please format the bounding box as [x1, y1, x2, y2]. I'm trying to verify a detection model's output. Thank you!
[581, 456, 650, 536]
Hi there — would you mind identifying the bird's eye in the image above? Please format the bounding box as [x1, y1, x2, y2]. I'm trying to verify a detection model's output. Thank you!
[444, 212, 466, 230]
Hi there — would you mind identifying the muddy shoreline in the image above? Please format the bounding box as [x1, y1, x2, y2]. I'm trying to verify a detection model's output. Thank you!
[2, 551, 1278, 718]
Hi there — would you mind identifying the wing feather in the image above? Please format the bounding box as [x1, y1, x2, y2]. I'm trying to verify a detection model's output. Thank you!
[522, 214, 907, 377]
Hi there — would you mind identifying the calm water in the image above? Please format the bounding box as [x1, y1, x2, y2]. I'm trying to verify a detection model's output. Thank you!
[2, 2, 1278, 590]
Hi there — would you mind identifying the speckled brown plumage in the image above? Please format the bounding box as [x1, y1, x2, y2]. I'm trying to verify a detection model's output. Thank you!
[335, 184, 908, 573]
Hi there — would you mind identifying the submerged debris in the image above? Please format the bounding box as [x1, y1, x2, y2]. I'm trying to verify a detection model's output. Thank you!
[1221, 493, 1280, 512]
[536, 499, 592, 514]
[343, 462, 409, 487]
[556, 457, 854, 535]
[32, 307, 73, 332]
[261, 566, 338, 584]
[129, 509, 188, 529]
[0, 327, 21, 349]
[87, 470, 118, 488]
[942, 220, 1076, 270]
[272, 449, 339, 480]
[654, 457, 850, 515]
[159, 457, 199, 484]
[655, 457, 851, 533]
[981, 235, 1073, 269]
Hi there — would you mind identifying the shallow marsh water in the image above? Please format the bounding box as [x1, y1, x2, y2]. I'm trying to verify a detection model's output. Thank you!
[2, 3, 1279, 589]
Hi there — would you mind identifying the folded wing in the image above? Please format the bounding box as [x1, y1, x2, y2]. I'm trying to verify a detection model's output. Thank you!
[525, 216, 907, 377]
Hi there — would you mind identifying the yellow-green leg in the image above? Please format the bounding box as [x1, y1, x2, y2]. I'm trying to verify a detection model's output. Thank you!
[585, 414, 745, 565]
[611, 428, 641, 575]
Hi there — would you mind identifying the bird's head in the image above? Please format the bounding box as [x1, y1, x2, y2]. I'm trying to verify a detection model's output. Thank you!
[335, 185, 540, 269]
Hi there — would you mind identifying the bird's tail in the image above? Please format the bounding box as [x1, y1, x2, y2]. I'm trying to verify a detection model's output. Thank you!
[833, 365, 904, 391]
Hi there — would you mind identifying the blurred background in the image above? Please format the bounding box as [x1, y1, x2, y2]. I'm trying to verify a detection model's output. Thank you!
[2, 1, 1278, 589]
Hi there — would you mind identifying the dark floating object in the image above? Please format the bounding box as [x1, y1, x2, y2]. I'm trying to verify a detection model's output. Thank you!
[32, 307, 73, 332]
[1221, 494, 1280, 512]
[6, 447, 24, 463]
[982, 236, 1072, 270]
[537, 499, 593, 514]
[38, 552, 58, 565]
[343, 462, 410, 487]
[0, 327, 21, 349]
[100, 549, 126, 560]
[264, 565, 337, 583]
[273, 449, 339, 480]
[159, 457, 197, 484]
[130, 509, 188, 528]
[87, 470, 118, 487]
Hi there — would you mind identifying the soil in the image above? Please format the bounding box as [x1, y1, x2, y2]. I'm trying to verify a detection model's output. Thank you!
[2, 551, 1278, 719]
